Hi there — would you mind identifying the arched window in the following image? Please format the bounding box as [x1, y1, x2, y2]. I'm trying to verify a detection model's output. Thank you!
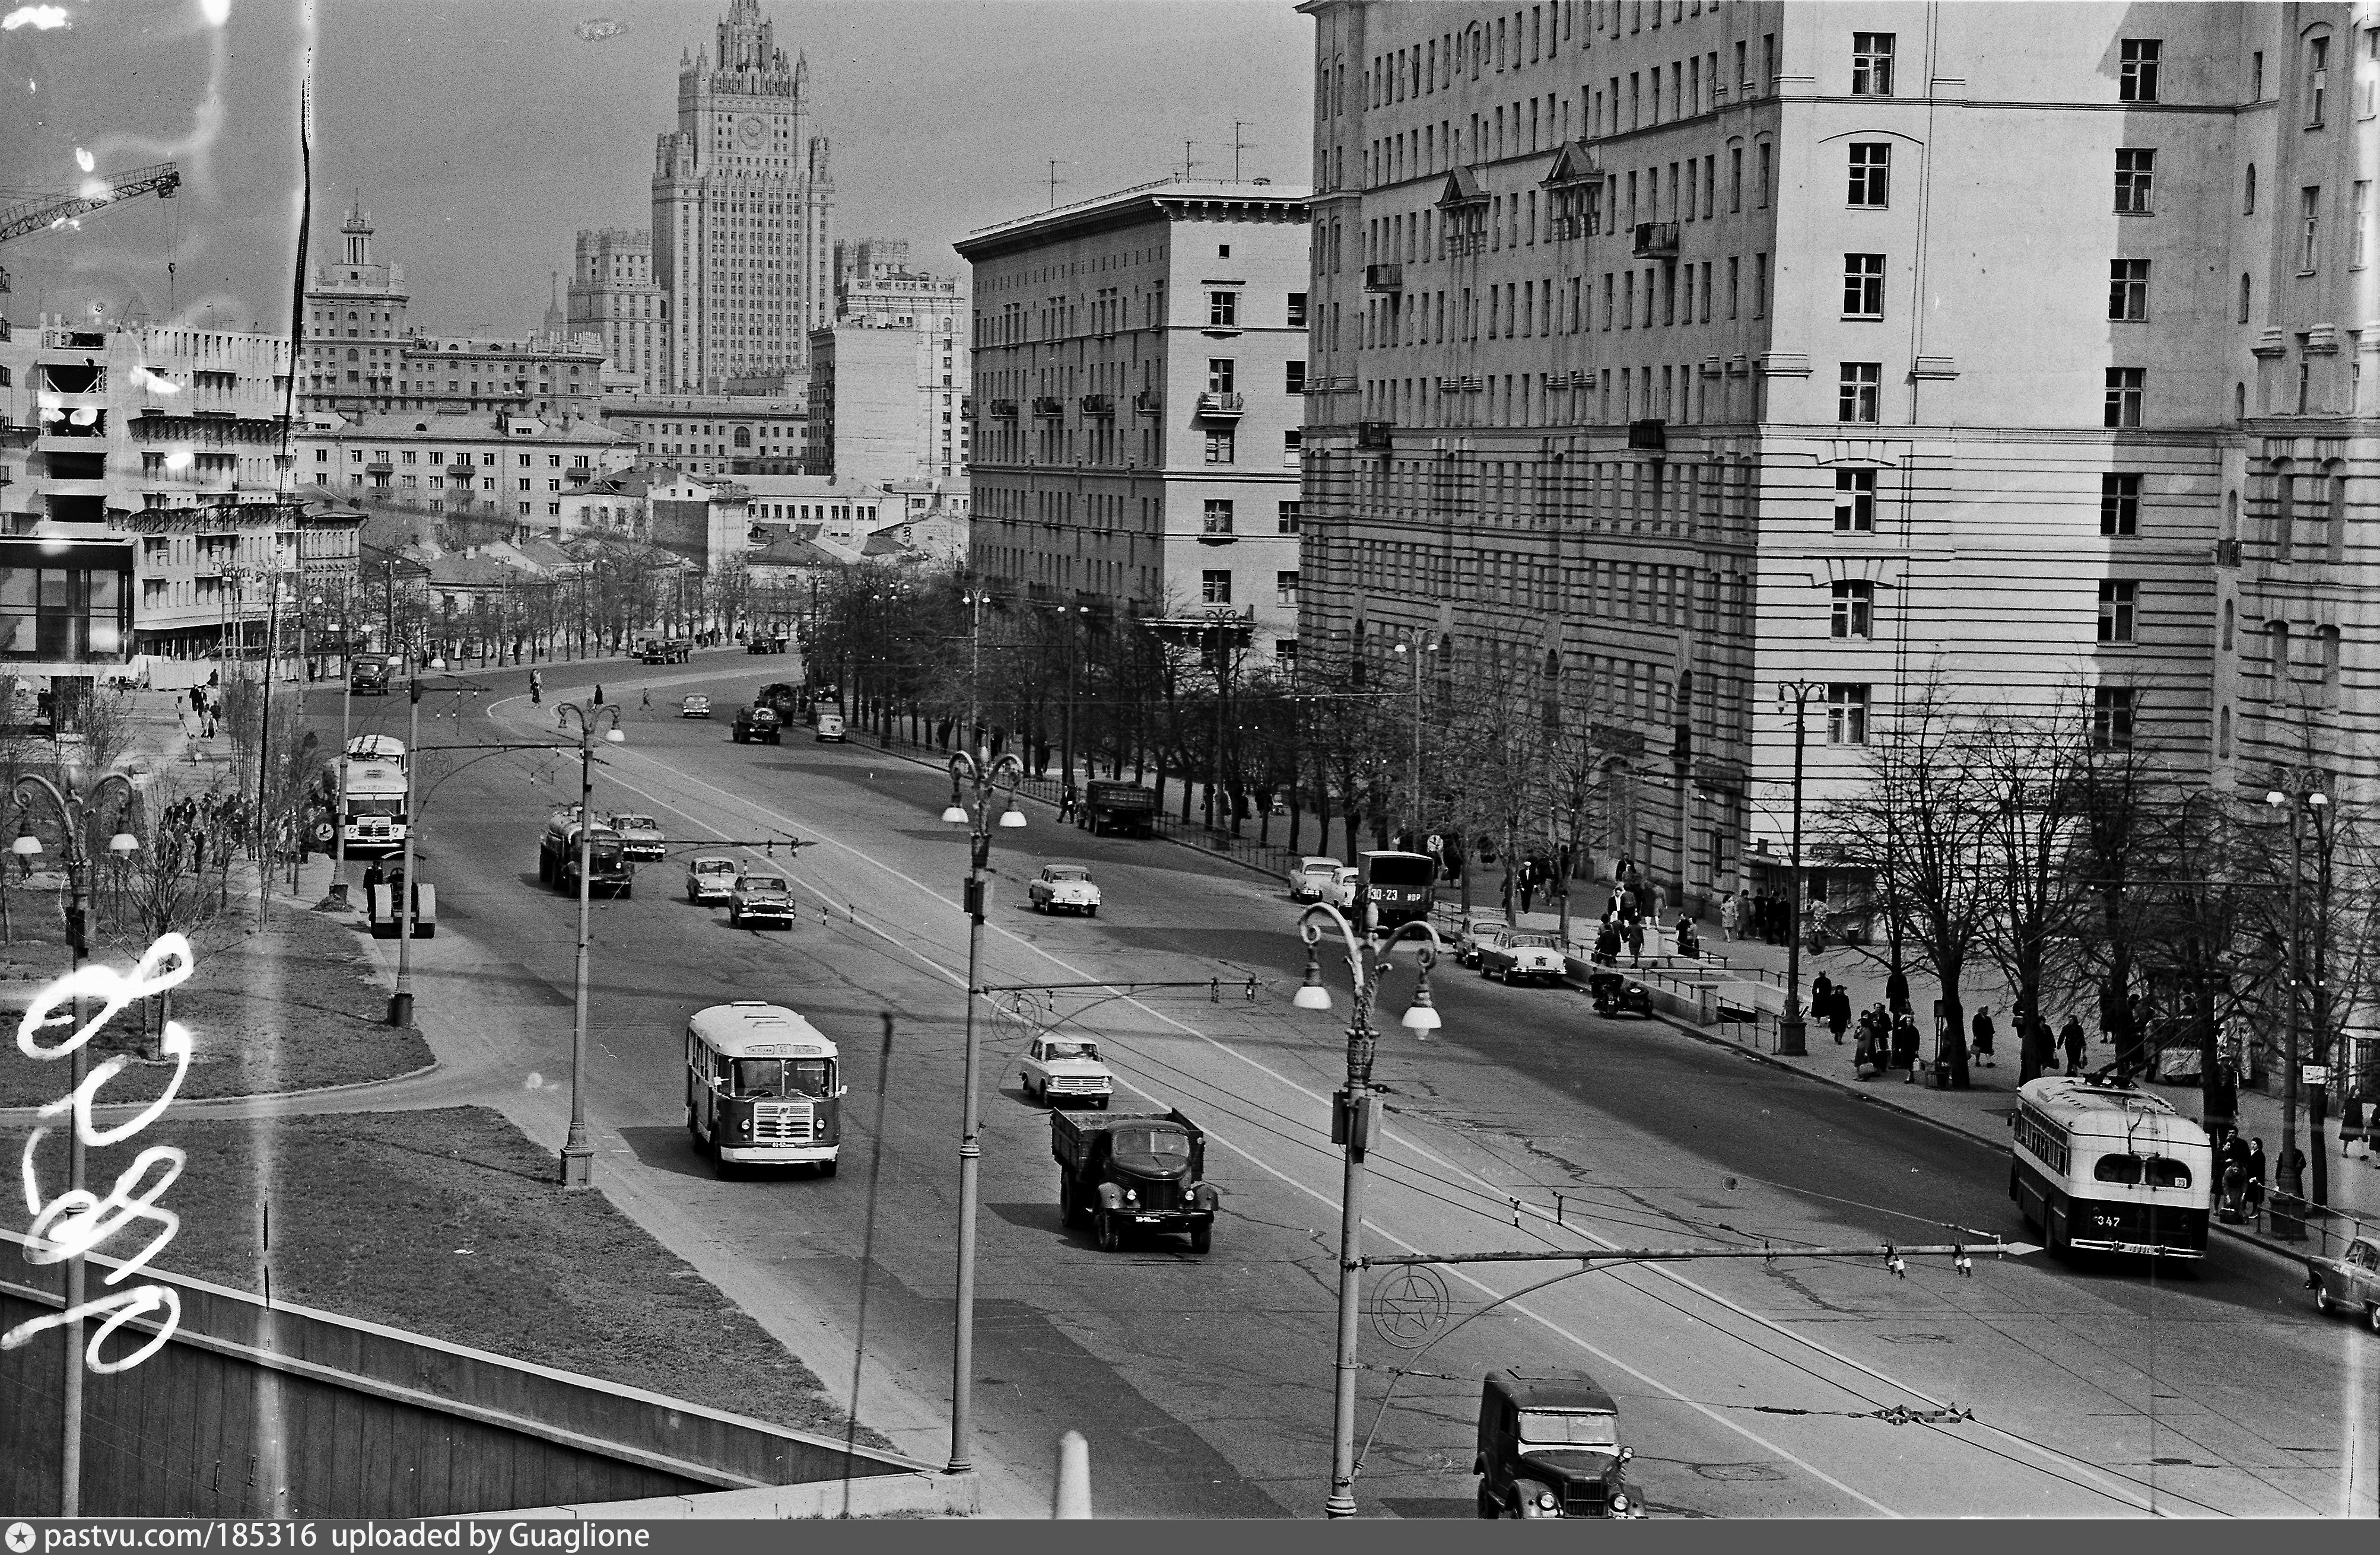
[2319, 624, 2343, 702]
[2239, 273, 2252, 323]
[2222, 598, 2236, 651]
[2225, 489, 2241, 540]
[2235, 382, 2248, 420]
[733, 426, 751, 448]
[2270, 618, 2293, 675]
[2218, 705, 2232, 758]
[2245, 164, 2257, 214]
[345, 348, 358, 362]
[2325, 460, 2348, 559]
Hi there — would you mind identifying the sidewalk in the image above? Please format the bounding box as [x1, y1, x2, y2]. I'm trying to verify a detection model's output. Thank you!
[1521, 903, 2379, 1264]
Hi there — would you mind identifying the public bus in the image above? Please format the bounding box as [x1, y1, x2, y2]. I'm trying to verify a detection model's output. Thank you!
[685, 1002, 843, 1178]
[2009, 1075, 2211, 1261]
[1358, 850, 1438, 928]
[338, 734, 409, 858]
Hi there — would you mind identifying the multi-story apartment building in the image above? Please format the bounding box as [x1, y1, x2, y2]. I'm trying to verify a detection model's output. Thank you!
[1298, 0, 2264, 912]
[297, 409, 635, 538]
[301, 199, 412, 416]
[806, 314, 969, 484]
[834, 237, 910, 300]
[957, 180, 1310, 658]
[2226, 5, 2380, 806]
[652, 0, 835, 392]
[568, 229, 668, 396]
[596, 393, 806, 477]
[394, 332, 610, 422]
[839, 265, 968, 331]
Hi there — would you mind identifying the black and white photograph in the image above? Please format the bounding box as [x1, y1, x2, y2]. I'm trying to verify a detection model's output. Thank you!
[0, 0, 2376, 1527]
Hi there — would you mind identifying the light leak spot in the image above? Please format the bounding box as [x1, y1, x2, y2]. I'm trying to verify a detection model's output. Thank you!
[73, 146, 93, 171]
[2, 6, 72, 31]
[199, 0, 230, 26]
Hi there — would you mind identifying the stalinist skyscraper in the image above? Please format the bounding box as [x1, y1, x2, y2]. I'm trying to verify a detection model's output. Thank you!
[652, 0, 833, 393]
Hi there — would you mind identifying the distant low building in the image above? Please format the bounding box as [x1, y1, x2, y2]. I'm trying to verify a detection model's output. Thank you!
[597, 393, 806, 479]
[298, 408, 637, 539]
[643, 466, 749, 571]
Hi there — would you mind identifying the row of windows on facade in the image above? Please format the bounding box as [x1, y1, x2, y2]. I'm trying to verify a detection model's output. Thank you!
[1187, 569, 1300, 608]
[316, 448, 591, 469]
[983, 290, 1307, 348]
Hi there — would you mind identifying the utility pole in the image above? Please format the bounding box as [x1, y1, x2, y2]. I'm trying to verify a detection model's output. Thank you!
[1181, 140, 1200, 182]
[1232, 120, 1255, 182]
[1046, 159, 1066, 209]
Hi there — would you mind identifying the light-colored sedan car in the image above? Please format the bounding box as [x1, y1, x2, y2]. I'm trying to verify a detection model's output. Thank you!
[1474, 926, 1569, 987]
[685, 854, 739, 904]
[605, 812, 666, 863]
[2309, 1235, 2380, 1331]
[727, 873, 797, 929]
[1288, 855, 1344, 902]
[1027, 863, 1101, 916]
[681, 694, 712, 718]
[1324, 866, 1361, 910]
[1016, 1035, 1114, 1108]
[1453, 912, 1512, 967]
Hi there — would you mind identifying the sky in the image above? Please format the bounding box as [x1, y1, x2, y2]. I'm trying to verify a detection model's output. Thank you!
[2, 0, 1314, 340]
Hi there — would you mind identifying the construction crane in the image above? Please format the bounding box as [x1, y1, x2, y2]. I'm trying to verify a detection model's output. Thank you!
[0, 160, 181, 294]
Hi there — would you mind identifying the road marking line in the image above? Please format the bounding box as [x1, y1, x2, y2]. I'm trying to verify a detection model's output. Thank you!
[489, 700, 2137, 1515]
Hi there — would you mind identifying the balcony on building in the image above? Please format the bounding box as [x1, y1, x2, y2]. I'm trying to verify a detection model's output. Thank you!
[1079, 394, 1115, 417]
[1195, 392, 1244, 420]
[1628, 419, 1667, 450]
[1365, 263, 1403, 293]
[1031, 396, 1065, 418]
[1133, 390, 1162, 415]
[1632, 221, 1680, 259]
[1356, 421, 1394, 449]
[365, 460, 395, 475]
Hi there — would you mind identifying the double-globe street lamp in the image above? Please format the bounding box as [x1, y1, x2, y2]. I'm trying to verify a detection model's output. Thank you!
[1775, 680, 1827, 1057]
[2266, 769, 2331, 1239]
[1291, 898, 1447, 1519]
[12, 769, 141, 1517]
[939, 746, 1027, 1481]
[556, 699, 628, 1191]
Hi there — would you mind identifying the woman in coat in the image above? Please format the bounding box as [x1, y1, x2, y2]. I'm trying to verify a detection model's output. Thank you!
[1970, 1007, 1996, 1068]
[1718, 891, 1740, 942]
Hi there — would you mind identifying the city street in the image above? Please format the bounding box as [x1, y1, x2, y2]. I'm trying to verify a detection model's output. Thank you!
[305, 654, 2378, 1519]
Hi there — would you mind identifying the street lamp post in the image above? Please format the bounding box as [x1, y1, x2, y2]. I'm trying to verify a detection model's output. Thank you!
[556, 699, 628, 1190]
[1775, 680, 1825, 1058]
[1291, 899, 1447, 1519]
[12, 769, 141, 1517]
[2265, 772, 2330, 1239]
[939, 745, 1027, 1480]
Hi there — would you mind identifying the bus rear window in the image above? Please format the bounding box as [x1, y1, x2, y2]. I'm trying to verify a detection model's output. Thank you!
[2094, 1156, 2143, 1185]
[2093, 1155, 2191, 1189]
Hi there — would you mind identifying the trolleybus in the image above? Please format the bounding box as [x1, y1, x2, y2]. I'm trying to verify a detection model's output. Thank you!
[2009, 1075, 2211, 1261]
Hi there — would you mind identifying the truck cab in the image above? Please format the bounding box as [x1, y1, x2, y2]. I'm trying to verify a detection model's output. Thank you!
[1051, 1107, 1219, 1253]
[538, 808, 634, 898]
[1475, 1369, 1642, 1519]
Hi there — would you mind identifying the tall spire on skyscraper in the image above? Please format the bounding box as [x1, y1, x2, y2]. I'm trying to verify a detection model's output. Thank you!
[542, 271, 564, 337]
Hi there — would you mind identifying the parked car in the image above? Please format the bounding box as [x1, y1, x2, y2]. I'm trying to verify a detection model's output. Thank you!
[1324, 866, 1361, 910]
[1016, 1035, 1114, 1108]
[1453, 912, 1512, 967]
[1475, 1369, 1642, 1519]
[1288, 856, 1344, 902]
[2308, 1236, 2380, 1331]
[685, 854, 739, 904]
[604, 812, 666, 864]
[1474, 926, 1569, 987]
[681, 694, 712, 718]
[732, 704, 781, 745]
[1027, 863, 1101, 916]
[815, 711, 847, 742]
[727, 872, 798, 929]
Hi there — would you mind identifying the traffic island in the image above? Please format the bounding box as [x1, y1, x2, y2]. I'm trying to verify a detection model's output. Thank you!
[0, 901, 431, 1107]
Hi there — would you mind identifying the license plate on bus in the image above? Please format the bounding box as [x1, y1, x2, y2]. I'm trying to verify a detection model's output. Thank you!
[2115, 1241, 2155, 1255]
[1135, 1215, 1161, 1224]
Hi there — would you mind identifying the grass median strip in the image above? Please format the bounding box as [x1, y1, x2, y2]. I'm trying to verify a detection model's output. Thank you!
[0, 901, 430, 1106]
[0, 1104, 881, 1447]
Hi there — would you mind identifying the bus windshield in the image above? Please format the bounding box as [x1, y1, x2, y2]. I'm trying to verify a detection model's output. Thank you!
[729, 1058, 833, 1098]
[1364, 854, 1435, 887]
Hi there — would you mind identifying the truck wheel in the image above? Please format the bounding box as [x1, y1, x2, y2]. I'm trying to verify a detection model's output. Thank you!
[415, 924, 435, 939]
[1477, 1486, 1501, 1519]
[1096, 1212, 1121, 1253]
[816, 1160, 837, 1179]
[1189, 1225, 1212, 1255]
[728, 908, 741, 927]
[1086, 905, 1098, 917]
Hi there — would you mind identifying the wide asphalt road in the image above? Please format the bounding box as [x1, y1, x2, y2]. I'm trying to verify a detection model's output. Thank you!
[309, 652, 2376, 1519]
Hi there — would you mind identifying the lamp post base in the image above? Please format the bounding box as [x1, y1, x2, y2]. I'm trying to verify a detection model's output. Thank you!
[560, 1143, 594, 1189]
[1777, 1016, 1807, 1057]
[1324, 1490, 1358, 1519]
[387, 990, 413, 1028]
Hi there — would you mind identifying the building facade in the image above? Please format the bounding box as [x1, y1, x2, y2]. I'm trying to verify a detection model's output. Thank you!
[297, 410, 635, 538]
[958, 180, 1310, 658]
[596, 393, 806, 478]
[568, 229, 668, 396]
[301, 200, 412, 416]
[395, 333, 610, 422]
[805, 317, 968, 485]
[652, 0, 835, 393]
[1297, 0, 2281, 911]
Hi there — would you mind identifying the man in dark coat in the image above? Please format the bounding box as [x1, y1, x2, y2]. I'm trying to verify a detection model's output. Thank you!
[1827, 985, 1852, 1044]
[1885, 966, 1911, 1017]
[2060, 1015, 2088, 1075]
[1971, 1007, 1997, 1067]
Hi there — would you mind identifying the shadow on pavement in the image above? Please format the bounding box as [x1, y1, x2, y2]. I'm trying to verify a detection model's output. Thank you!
[614, 1123, 714, 1181]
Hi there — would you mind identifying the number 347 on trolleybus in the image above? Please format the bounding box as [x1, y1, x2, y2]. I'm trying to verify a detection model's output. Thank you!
[685, 1002, 844, 1178]
[2009, 1075, 2212, 1262]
